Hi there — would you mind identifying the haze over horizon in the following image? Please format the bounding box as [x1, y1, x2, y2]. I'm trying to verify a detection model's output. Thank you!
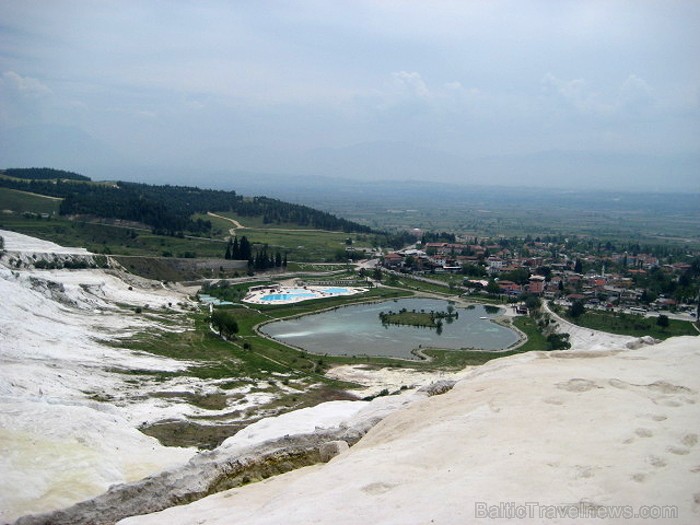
[1, 1, 698, 192]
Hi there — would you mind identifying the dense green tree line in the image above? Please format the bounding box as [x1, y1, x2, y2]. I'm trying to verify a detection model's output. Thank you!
[250, 245, 286, 270]
[0, 171, 374, 236]
[224, 236, 252, 260]
[421, 231, 457, 244]
[237, 195, 373, 233]
[2, 167, 90, 181]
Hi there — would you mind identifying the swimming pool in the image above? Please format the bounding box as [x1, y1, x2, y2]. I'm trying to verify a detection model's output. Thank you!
[261, 292, 318, 302]
[324, 287, 351, 294]
[245, 286, 365, 305]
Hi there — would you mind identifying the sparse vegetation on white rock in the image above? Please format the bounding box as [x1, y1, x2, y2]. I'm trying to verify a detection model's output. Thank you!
[0, 231, 203, 522]
[118, 337, 700, 525]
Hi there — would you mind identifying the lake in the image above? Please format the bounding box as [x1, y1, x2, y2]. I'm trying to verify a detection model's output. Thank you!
[259, 297, 520, 360]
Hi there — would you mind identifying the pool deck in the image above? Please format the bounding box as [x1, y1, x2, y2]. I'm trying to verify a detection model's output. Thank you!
[243, 285, 368, 305]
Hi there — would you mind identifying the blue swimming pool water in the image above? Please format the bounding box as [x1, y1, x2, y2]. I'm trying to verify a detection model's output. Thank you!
[261, 292, 318, 302]
[325, 287, 350, 294]
[255, 287, 357, 303]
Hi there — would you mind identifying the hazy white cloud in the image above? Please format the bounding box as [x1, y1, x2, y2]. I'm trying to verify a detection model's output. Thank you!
[2, 71, 52, 97]
[540, 73, 608, 115]
[392, 71, 431, 99]
[618, 74, 654, 111]
[0, 1, 697, 188]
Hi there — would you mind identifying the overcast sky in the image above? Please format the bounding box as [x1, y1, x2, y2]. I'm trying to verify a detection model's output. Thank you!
[1, 1, 698, 190]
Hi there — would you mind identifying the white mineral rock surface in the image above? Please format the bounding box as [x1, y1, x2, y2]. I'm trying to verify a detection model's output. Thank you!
[326, 363, 470, 397]
[1, 229, 92, 255]
[0, 231, 422, 524]
[219, 400, 369, 453]
[0, 231, 198, 522]
[120, 336, 700, 525]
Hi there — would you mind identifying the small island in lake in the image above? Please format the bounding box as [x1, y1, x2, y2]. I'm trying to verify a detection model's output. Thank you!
[379, 306, 459, 329]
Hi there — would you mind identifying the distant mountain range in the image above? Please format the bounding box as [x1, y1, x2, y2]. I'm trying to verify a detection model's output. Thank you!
[1, 125, 697, 193]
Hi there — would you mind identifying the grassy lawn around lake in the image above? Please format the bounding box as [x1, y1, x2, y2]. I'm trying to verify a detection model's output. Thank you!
[104, 281, 562, 447]
[204, 279, 561, 372]
[388, 274, 455, 295]
[511, 315, 550, 352]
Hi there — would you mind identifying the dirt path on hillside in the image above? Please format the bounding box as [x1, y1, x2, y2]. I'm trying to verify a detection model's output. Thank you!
[208, 212, 246, 235]
[207, 212, 346, 235]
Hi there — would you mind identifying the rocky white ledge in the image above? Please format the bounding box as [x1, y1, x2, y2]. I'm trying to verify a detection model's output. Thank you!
[11, 392, 427, 525]
[116, 336, 700, 525]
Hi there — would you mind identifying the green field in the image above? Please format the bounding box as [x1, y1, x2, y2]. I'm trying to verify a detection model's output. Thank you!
[0, 212, 366, 264]
[0, 187, 379, 263]
[0, 187, 61, 215]
[203, 211, 376, 262]
[562, 310, 698, 340]
[0, 213, 372, 265]
[0, 214, 227, 256]
[511, 316, 551, 351]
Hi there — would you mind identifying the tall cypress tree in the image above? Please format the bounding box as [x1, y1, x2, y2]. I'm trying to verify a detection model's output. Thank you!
[240, 236, 251, 261]
[232, 236, 240, 259]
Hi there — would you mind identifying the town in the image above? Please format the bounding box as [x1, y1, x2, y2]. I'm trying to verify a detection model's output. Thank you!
[380, 234, 699, 321]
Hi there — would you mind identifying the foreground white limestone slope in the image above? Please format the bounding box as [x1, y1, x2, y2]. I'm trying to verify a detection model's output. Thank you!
[121, 336, 700, 525]
[10, 391, 427, 525]
[0, 231, 197, 522]
[0, 229, 92, 255]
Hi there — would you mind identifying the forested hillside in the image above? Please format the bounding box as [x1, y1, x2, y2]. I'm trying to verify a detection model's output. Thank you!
[0, 169, 374, 236]
[2, 167, 91, 181]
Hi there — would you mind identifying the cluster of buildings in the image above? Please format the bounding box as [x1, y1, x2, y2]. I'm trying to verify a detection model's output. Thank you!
[381, 239, 698, 313]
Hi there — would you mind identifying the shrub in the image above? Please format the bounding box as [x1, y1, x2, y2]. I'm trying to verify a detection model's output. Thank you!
[569, 300, 586, 318]
[211, 309, 239, 338]
[656, 314, 670, 328]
